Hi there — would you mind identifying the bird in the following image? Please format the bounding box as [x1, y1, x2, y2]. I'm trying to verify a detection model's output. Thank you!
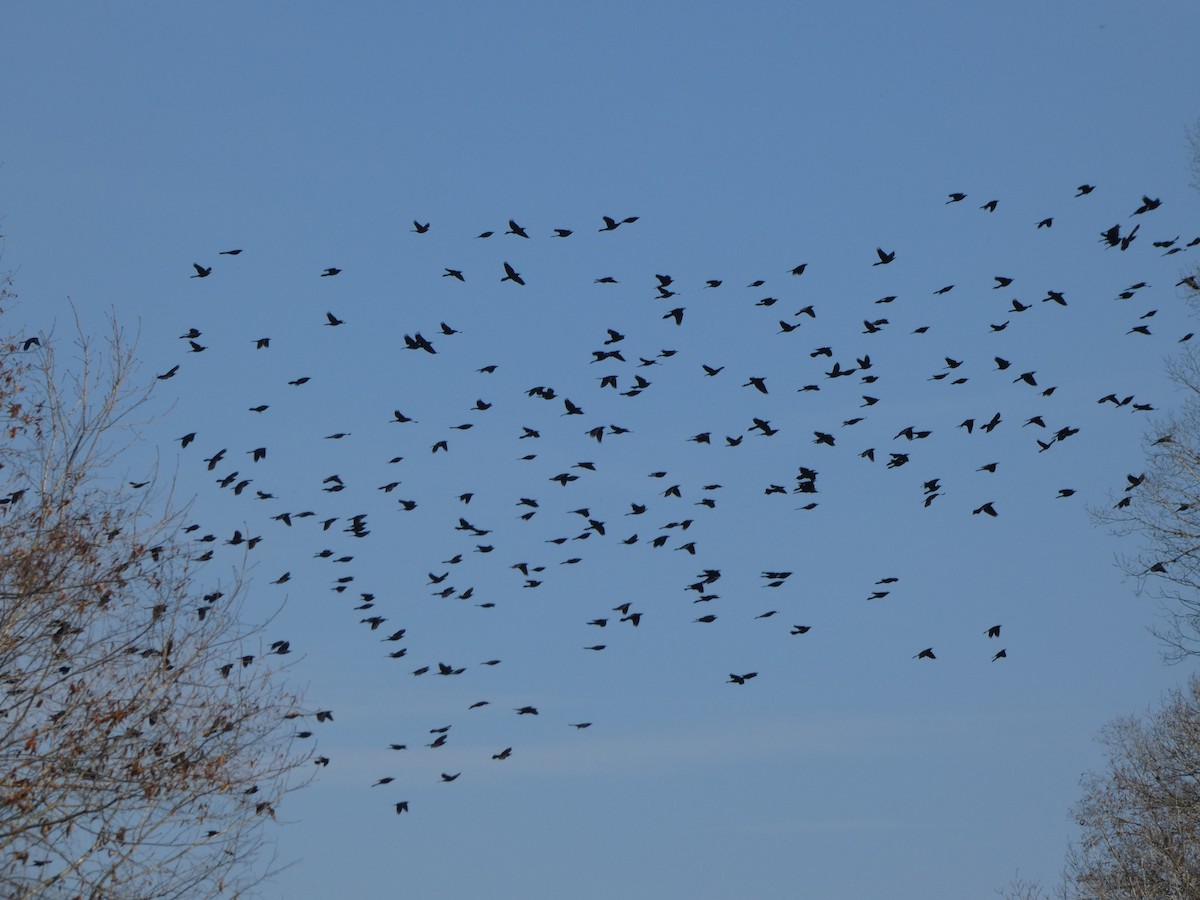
[873, 247, 896, 265]
[914, 648, 936, 660]
[320, 267, 341, 277]
[191, 263, 212, 278]
[1132, 195, 1161, 216]
[501, 262, 525, 285]
[404, 333, 436, 354]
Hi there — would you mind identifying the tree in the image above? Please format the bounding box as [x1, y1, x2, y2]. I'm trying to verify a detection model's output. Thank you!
[1095, 273, 1200, 662]
[995, 871, 1050, 900]
[1060, 673, 1200, 899]
[0, 278, 314, 898]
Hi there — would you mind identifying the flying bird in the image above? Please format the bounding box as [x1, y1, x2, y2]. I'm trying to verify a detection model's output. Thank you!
[501, 261, 525, 285]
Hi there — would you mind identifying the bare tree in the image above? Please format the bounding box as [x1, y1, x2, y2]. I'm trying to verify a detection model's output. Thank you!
[1188, 119, 1200, 194]
[995, 871, 1050, 900]
[0, 281, 314, 897]
[1094, 273, 1200, 662]
[1061, 674, 1200, 899]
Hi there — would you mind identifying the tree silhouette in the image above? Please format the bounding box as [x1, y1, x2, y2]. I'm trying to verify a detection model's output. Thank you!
[0, 277, 313, 898]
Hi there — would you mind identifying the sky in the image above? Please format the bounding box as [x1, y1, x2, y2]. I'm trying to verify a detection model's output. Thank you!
[3, 2, 1200, 898]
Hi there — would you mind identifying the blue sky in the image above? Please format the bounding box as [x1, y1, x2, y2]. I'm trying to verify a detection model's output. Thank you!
[4, 3, 1200, 898]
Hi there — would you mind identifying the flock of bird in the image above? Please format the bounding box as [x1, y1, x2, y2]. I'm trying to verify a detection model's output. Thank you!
[155, 187, 1197, 815]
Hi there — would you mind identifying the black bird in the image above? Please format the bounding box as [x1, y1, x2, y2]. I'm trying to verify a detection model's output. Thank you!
[1132, 195, 1161, 216]
[321, 267, 341, 277]
[873, 247, 896, 266]
[501, 261, 525, 285]
[404, 333, 437, 354]
[191, 263, 212, 278]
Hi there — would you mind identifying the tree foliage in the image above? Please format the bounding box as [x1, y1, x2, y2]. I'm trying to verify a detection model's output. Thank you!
[1062, 674, 1200, 899]
[0, 281, 312, 898]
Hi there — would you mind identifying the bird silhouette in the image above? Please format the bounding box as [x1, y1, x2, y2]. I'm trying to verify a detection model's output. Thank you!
[501, 261, 525, 285]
